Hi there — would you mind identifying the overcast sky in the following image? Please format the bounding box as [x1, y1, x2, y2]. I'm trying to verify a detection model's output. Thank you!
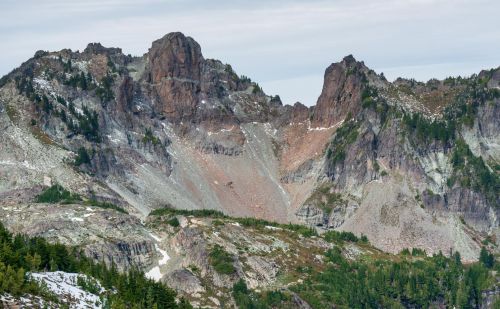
[1, 0, 499, 106]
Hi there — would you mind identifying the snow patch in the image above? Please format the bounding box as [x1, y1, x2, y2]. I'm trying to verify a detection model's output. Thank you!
[30, 271, 103, 309]
[145, 243, 170, 282]
[307, 119, 343, 131]
[265, 225, 282, 231]
[149, 232, 161, 242]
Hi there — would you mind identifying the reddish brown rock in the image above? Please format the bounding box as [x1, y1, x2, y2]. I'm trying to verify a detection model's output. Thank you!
[147, 32, 204, 122]
[311, 55, 365, 127]
[290, 102, 310, 123]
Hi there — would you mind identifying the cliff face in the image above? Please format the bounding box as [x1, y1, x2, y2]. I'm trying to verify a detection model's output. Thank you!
[311, 55, 383, 128]
[147, 32, 203, 122]
[0, 32, 498, 263]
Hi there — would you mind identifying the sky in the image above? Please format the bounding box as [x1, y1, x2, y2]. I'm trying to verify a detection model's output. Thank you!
[0, 0, 499, 106]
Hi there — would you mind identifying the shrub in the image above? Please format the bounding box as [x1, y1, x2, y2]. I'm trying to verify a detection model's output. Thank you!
[479, 247, 495, 268]
[167, 217, 180, 227]
[74, 147, 91, 166]
[77, 276, 101, 294]
[95, 74, 114, 103]
[209, 245, 235, 275]
[411, 248, 426, 257]
[143, 128, 161, 146]
[36, 184, 81, 204]
[324, 230, 360, 243]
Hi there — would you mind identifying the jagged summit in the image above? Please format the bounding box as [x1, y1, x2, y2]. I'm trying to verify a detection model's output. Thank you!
[83, 42, 122, 55]
[147, 32, 203, 83]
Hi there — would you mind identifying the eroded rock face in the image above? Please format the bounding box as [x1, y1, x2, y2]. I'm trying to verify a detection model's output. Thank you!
[0, 203, 157, 271]
[311, 55, 366, 128]
[147, 32, 203, 122]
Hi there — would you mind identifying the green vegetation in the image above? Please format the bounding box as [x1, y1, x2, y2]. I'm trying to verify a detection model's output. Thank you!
[77, 275, 101, 294]
[149, 207, 317, 237]
[233, 279, 293, 309]
[403, 112, 455, 143]
[252, 83, 262, 94]
[239, 75, 252, 84]
[291, 247, 495, 309]
[150, 207, 226, 218]
[15, 76, 35, 99]
[0, 222, 190, 308]
[61, 104, 100, 142]
[74, 147, 92, 166]
[150, 206, 497, 308]
[84, 199, 128, 214]
[107, 56, 117, 72]
[64, 71, 92, 90]
[448, 139, 499, 206]
[167, 217, 180, 227]
[236, 217, 317, 237]
[36, 184, 81, 204]
[209, 244, 235, 275]
[61, 57, 73, 72]
[78, 106, 100, 142]
[56, 95, 67, 106]
[62, 66, 114, 103]
[303, 184, 344, 212]
[326, 120, 359, 165]
[143, 128, 161, 146]
[323, 230, 368, 244]
[96, 73, 115, 103]
[361, 85, 395, 125]
[36, 184, 128, 213]
[224, 64, 239, 81]
[479, 247, 495, 269]
[399, 72, 499, 146]
[361, 85, 378, 108]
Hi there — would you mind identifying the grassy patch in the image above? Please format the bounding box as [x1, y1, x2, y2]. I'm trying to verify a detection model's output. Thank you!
[209, 245, 235, 275]
[5, 104, 20, 123]
[31, 126, 57, 146]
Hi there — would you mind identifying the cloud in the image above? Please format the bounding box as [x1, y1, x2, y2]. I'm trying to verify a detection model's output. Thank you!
[0, 0, 499, 106]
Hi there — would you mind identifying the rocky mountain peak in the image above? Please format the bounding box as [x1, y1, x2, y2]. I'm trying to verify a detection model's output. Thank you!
[340, 54, 358, 66]
[146, 32, 204, 122]
[147, 32, 203, 83]
[310, 55, 367, 128]
[83, 42, 122, 56]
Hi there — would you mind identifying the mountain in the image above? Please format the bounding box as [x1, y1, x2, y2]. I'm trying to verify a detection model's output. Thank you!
[0, 31, 498, 280]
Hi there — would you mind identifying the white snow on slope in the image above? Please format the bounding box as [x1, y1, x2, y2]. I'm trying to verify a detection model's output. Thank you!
[30, 271, 103, 309]
[145, 234, 170, 282]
